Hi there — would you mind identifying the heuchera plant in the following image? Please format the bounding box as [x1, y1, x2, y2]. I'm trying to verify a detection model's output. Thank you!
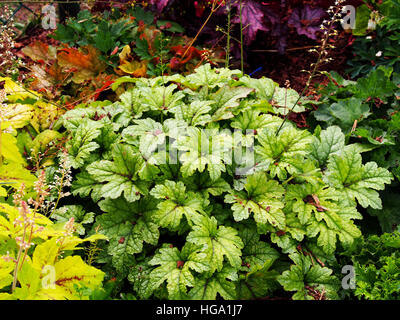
[53, 65, 392, 300]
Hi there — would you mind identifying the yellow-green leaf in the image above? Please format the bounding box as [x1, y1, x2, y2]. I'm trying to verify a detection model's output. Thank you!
[0, 77, 37, 101]
[0, 259, 13, 290]
[32, 238, 60, 271]
[49, 255, 104, 299]
[2, 133, 25, 165]
[0, 163, 36, 189]
[0, 104, 33, 129]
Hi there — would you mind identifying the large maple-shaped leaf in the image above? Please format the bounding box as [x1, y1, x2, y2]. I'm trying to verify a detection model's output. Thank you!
[21, 41, 64, 95]
[186, 215, 243, 273]
[306, 214, 361, 255]
[225, 172, 285, 229]
[148, 243, 210, 300]
[71, 170, 104, 202]
[238, 76, 277, 101]
[309, 126, 345, 168]
[1, 133, 24, 165]
[286, 183, 362, 254]
[140, 84, 185, 114]
[31, 101, 64, 132]
[175, 127, 233, 181]
[128, 258, 154, 299]
[150, 180, 207, 230]
[352, 67, 398, 102]
[57, 45, 106, 83]
[86, 144, 150, 202]
[17, 255, 104, 300]
[170, 100, 213, 126]
[236, 262, 280, 299]
[288, 5, 325, 40]
[277, 252, 340, 300]
[114, 88, 149, 123]
[0, 163, 36, 191]
[239, 226, 280, 272]
[313, 98, 371, 132]
[61, 103, 119, 131]
[188, 265, 238, 300]
[0, 103, 33, 129]
[270, 86, 305, 115]
[0, 77, 36, 101]
[184, 64, 242, 90]
[232, 0, 269, 44]
[47, 256, 105, 299]
[286, 183, 338, 225]
[96, 196, 159, 272]
[231, 110, 283, 132]
[240, 77, 303, 114]
[209, 86, 254, 121]
[66, 119, 103, 169]
[0, 135, 36, 190]
[182, 172, 230, 199]
[324, 145, 393, 209]
[255, 126, 313, 180]
[21, 41, 57, 63]
[122, 118, 187, 157]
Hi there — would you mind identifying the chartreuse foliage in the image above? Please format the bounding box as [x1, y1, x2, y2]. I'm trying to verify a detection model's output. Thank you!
[55, 65, 392, 300]
[0, 201, 106, 300]
[0, 77, 66, 171]
[0, 127, 106, 300]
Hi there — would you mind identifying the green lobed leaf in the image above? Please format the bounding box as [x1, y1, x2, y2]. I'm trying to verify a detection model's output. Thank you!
[186, 215, 243, 273]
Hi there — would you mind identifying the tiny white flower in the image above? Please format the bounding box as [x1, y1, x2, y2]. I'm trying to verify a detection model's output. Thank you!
[368, 19, 376, 30]
[376, 51, 382, 57]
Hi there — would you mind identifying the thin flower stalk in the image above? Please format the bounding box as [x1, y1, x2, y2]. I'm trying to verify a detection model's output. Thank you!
[181, 0, 225, 60]
[275, 0, 346, 136]
[225, 0, 231, 68]
[47, 149, 73, 217]
[12, 197, 34, 292]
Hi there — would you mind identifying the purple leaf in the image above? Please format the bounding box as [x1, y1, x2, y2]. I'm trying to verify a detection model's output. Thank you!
[288, 5, 326, 40]
[149, 0, 170, 12]
[272, 23, 289, 54]
[232, 0, 269, 44]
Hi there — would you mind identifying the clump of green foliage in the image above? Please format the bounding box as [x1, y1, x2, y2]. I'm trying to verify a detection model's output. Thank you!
[312, 65, 400, 233]
[347, 0, 400, 77]
[52, 65, 392, 300]
[341, 230, 400, 300]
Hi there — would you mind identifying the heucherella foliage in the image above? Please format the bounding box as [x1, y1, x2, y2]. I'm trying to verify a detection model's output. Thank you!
[0, 123, 107, 300]
[0, 77, 66, 172]
[56, 65, 392, 300]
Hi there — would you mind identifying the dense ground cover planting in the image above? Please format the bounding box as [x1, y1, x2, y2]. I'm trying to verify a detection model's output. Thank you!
[0, 0, 399, 300]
